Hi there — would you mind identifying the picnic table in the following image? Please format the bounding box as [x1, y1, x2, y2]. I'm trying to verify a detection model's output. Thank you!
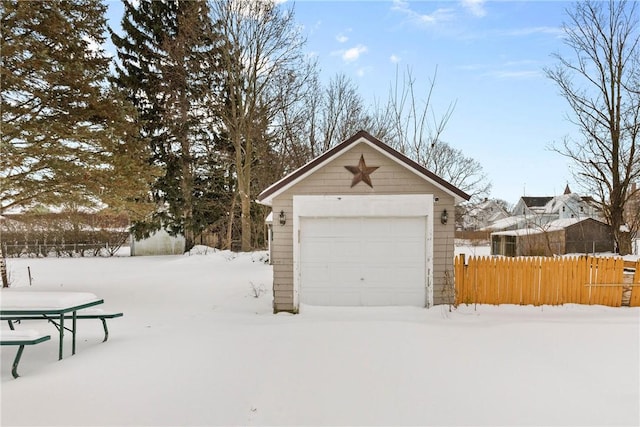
[1, 291, 104, 360]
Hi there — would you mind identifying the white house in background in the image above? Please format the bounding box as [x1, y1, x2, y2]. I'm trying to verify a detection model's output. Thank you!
[463, 198, 510, 230]
[485, 186, 608, 256]
[508, 186, 602, 228]
[483, 186, 603, 234]
[512, 196, 553, 217]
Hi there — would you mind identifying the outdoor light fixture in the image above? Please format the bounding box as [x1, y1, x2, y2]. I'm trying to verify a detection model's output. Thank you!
[441, 209, 449, 225]
[279, 210, 286, 226]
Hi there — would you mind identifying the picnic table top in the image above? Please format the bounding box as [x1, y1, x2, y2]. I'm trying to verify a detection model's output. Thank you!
[0, 291, 103, 315]
[1, 329, 50, 342]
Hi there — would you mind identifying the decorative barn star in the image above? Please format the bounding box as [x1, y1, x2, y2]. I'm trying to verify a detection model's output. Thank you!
[344, 155, 379, 188]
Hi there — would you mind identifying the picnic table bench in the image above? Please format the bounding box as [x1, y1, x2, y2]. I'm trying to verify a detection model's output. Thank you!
[1, 330, 51, 378]
[5, 308, 124, 342]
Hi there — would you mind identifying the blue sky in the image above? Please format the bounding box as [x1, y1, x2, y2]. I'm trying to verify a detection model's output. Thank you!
[106, 0, 580, 206]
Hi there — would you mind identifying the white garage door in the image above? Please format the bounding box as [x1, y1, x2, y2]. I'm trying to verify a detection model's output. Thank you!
[299, 216, 427, 306]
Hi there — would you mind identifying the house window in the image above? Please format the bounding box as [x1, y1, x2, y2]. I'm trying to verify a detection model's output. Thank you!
[505, 236, 516, 257]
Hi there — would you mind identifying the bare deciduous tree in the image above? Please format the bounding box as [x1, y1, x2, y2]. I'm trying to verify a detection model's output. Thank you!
[274, 66, 491, 200]
[375, 66, 491, 199]
[263, 55, 318, 180]
[213, 0, 309, 251]
[295, 73, 378, 162]
[545, 0, 640, 254]
[315, 74, 372, 156]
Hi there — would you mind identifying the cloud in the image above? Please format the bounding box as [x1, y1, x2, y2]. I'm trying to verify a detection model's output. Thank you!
[390, 54, 401, 63]
[461, 0, 486, 17]
[456, 63, 487, 71]
[341, 44, 368, 62]
[501, 26, 564, 37]
[502, 59, 538, 67]
[458, 60, 542, 79]
[356, 66, 373, 77]
[336, 28, 351, 43]
[491, 70, 542, 79]
[391, 0, 455, 25]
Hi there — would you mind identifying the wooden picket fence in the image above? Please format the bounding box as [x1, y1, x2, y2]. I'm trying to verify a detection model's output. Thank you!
[454, 255, 640, 307]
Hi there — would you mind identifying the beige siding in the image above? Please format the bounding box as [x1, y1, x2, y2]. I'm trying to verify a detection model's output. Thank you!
[270, 142, 457, 312]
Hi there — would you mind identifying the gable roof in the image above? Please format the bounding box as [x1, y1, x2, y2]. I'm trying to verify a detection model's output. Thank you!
[543, 193, 584, 214]
[257, 130, 471, 206]
[521, 196, 553, 208]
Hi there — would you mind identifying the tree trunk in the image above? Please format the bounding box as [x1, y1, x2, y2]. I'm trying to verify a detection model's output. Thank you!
[1, 242, 8, 288]
[240, 188, 251, 252]
[225, 192, 237, 250]
[181, 162, 194, 252]
[235, 133, 252, 252]
[618, 231, 632, 255]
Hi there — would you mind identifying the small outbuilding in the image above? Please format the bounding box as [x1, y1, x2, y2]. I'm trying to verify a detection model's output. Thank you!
[130, 228, 185, 256]
[257, 130, 470, 313]
[490, 217, 614, 257]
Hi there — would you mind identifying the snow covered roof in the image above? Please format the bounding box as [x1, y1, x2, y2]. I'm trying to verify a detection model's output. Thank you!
[491, 217, 608, 237]
[481, 215, 528, 231]
[491, 228, 542, 237]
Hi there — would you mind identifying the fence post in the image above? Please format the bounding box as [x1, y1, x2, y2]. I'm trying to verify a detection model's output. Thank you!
[454, 254, 466, 306]
[631, 260, 640, 307]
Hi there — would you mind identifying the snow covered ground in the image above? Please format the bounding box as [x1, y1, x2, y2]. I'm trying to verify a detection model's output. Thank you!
[1, 248, 639, 426]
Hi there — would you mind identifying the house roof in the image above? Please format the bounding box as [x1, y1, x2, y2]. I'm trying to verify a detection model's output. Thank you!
[543, 193, 584, 214]
[491, 217, 610, 236]
[481, 214, 529, 231]
[257, 130, 471, 206]
[521, 196, 553, 208]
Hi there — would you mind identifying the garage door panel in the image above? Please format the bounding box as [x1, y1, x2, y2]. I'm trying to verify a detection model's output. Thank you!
[301, 240, 332, 260]
[330, 218, 361, 235]
[362, 265, 422, 285]
[304, 291, 362, 306]
[363, 265, 395, 283]
[330, 239, 361, 262]
[300, 216, 428, 307]
[302, 264, 330, 284]
[363, 290, 425, 306]
[395, 247, 425, 259]
[361, 240, 390, 259]
[328, 265, 363, 284]
[303, 218, 337, 236]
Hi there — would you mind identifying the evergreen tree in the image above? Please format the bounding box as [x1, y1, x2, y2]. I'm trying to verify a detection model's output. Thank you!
[1, 0, 154, 215]
[0, 0, 156, 287]
[111, 0, 227, 251]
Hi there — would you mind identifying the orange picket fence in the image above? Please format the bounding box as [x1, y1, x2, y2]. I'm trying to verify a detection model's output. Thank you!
[454, 255, 640, 307]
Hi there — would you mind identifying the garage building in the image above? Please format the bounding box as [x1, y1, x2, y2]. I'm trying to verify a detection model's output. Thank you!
[257, 131, 470, 313]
